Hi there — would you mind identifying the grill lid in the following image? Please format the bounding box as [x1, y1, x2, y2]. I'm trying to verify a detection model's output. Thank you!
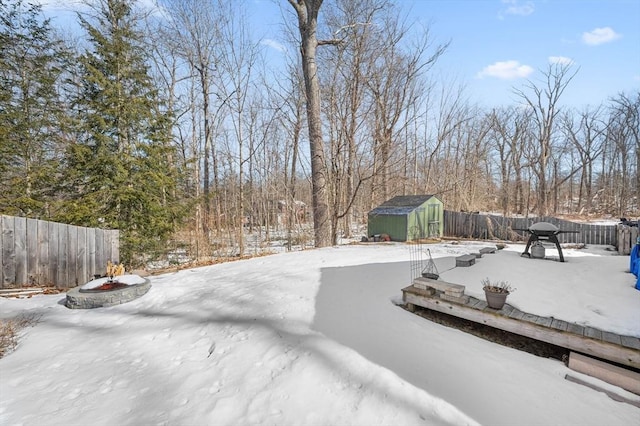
[528, 222, 559, 232]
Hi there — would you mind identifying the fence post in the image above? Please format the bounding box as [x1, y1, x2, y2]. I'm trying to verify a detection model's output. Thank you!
[1, 216, 15, 287]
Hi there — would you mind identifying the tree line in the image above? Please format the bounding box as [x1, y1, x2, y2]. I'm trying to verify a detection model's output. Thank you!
[1, 0, 638, 266]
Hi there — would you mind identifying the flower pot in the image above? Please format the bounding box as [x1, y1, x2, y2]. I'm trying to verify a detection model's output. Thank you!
[484, 289, 509, 309]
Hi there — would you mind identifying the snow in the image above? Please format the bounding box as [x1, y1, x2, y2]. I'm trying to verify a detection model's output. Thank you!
[80, 274, 147, 290]
[1, 242, 639, 425]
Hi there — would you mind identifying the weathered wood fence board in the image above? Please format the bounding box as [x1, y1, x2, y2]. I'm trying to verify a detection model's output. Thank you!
[0, 215, 119, 289]
[443, 211, 619, 247]
[617, 225, 639, 255]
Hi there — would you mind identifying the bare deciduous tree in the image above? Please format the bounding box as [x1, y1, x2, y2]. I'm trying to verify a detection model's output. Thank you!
[606, 92, 640, 215]
[288, 0, 331, 247]
[162, 0, 225, 237]
[513, 63, 578, 215]
[487, 106, 535, 215]
[561, 106, 606, 214]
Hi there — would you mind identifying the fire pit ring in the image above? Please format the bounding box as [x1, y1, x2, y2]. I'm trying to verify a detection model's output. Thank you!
[65, 275, 151, 309]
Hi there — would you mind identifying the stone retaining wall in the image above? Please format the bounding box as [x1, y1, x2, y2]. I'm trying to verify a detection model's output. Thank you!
[65, 280, 151, 309]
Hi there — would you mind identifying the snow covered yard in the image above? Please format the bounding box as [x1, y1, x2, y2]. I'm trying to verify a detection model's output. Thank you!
[0, 242, 638, 425]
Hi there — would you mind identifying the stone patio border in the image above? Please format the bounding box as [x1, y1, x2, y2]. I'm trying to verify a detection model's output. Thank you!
[65, 279, 151, 309]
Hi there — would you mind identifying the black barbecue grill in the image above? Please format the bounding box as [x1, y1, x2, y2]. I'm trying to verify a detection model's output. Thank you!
[515, 222, 579, 262]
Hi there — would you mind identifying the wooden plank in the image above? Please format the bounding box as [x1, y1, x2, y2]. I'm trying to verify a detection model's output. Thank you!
[49, 222, 59, 287]
[602, 331, 622, 346]
[0, 217, 4, 287]
[507, 308, 525, 320]
[26, 219, 38, 285]
[535, 316, 553, 327]
[474, 299, 488, 310]
[551, 319, 569, 331]
[468, 298, 485, 309]
[414, 277, 465, 293]
[37, 219, 50, 286]
[618, 225, 634, 254]
[619, 226, 624, 252]
[95, 229, 105, 275]
[568, 352, 640, 396]
[67, 225, 78, 287]
[620, 335, 640, 351]
[87, 228, 96, 279]
[401, 289, 640, 369]
[0, 288, 44, 297]
[2, 216, 15, 288]
[104, 229, 114, 262]
[584, 327, 603, 340]
[111, 230, 120, 264]
[77, 226, 87, 285]
[13, 217, 27, 286]
[498, 304, 514, 316]
[0, 287, 44, 294]
[522, 313, 539, 324]
[57, 223, 69, 287]
[567, 322, 585, 336]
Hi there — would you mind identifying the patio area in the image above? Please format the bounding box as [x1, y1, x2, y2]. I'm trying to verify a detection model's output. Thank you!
[422, 243, 639, 337]
[401, 243, 640, 371]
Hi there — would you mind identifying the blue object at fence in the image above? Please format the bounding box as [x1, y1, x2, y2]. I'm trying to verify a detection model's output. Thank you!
[631, 244, 640, 277]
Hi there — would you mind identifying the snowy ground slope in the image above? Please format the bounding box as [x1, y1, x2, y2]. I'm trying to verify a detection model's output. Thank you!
[1, 243, 639, 426]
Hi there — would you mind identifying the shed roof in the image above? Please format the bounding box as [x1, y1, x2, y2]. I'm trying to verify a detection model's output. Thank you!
[369, 195, 440, 216]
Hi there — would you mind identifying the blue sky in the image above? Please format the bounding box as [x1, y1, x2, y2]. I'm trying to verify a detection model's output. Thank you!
[253, 0, 639, 108]
[40, 0, 639, 109]
[404, 0, 640, 107]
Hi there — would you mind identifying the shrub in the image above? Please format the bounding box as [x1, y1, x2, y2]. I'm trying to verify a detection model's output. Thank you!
[481, 277, 516, 294]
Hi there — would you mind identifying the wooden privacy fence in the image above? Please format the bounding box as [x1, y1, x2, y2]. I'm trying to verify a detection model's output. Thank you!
[617, 225, 639, 255]
[443, 211, 618, 247]
[1, 215, 119, 289]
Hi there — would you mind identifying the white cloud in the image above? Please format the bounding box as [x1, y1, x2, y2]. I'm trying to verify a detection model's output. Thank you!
[261, 39, 286, 53]
[582, 27, 622, 46]
[38, 0, 167, 19]
[499, 0, 535, 19]
[548, 56, 574, 65]
[36, 0, 88, 13]
[477, 60, 534, 80]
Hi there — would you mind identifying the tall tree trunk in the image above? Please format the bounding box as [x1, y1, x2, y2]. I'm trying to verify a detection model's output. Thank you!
[289, 0, 331, 247]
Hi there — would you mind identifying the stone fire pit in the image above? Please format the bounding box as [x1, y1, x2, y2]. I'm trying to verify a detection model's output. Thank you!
[65, 274, 151, 309]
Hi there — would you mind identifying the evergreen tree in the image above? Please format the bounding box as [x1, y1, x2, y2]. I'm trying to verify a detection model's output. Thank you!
[0, 0, 67, 217]
[59, 0, 185, 266]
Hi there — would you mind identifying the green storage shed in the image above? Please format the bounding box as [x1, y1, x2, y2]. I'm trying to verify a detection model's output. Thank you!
[367, 195, 443, 241]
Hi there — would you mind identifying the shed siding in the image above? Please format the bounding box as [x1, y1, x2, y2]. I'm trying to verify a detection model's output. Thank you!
[367, 195, 444, 241]
[367, 214, 408, 241]
[407, 208, 427, 239]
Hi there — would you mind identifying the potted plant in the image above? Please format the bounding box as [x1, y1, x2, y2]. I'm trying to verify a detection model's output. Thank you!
[482, 278, 515, 310]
